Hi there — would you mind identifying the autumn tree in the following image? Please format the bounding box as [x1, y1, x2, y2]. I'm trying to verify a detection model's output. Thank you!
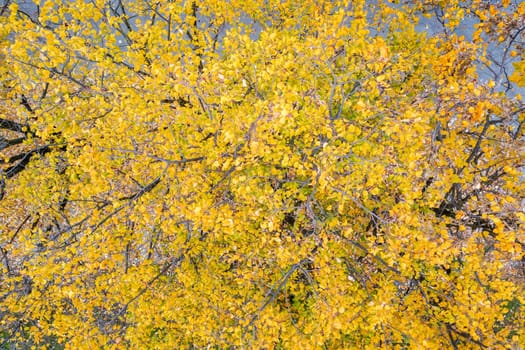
[1, 0, 524, 348]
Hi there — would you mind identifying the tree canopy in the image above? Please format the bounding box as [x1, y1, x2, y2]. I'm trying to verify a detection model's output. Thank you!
[1, 0, 525, 348]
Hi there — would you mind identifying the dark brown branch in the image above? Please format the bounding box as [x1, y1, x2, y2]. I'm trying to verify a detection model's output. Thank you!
[103, 253, 184, 336]
[0, 0, 11, 16]
[0, 137, 25, 152]
[9, 215, 31, 245]
[40, 82, 49, 100]
[465, 114, 491, 165]
[0, 247, 11, 275]
[446, 325, 487, 349]
[90, 174, 164, 236]
[118, 176, 161, 201]
[0, 118, 28, 133]
[20, 95, 34, 113]
[104, 53, 151, 78]
[3, 145, 52, 178]
[249, 260, 306, 326]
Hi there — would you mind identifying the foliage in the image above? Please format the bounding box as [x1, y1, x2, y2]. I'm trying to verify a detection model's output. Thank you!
[1, 0, 524, 348]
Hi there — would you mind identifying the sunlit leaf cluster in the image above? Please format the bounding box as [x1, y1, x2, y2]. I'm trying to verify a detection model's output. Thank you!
[1, 0, 524, 348]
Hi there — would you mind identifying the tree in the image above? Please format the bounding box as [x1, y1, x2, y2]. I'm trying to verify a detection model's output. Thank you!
[1, 0, 524, 348]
